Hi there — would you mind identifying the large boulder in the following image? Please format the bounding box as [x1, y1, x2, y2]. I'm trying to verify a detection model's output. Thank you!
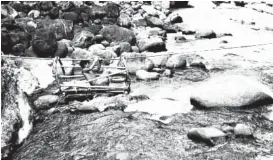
[136, 70, 160, 81]
[190, 75, 273, 109]
[166, 54, 187, 69]
[137, 37, 166, 52]
[100, 25, 136, 45]
[72, 30, 94, 48]
[32, 29, 57, 57]
[35, 19, 74, 40]
[1, 25, 30, 55]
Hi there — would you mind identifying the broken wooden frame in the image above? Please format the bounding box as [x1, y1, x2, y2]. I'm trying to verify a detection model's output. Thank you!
[53, 56, 131, 99]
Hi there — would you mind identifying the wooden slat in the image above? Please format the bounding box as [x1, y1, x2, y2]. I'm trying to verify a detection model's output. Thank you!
[59, 65, 126, 69]
[59, 75, 84, 78]
[60, 84, 127, 90]
[87, 70, 127, 82]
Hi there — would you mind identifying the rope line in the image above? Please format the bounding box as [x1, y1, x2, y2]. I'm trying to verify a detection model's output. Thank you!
[1, 42, 273, 61]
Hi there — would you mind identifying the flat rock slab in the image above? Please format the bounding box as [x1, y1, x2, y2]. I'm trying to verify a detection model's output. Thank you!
[190, 75, 273, 109]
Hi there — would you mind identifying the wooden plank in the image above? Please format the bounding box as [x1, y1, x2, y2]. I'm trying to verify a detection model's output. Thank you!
[87, 70, 127, 82]
[59, 65, 126, 69]
[60, 84, 127, 90]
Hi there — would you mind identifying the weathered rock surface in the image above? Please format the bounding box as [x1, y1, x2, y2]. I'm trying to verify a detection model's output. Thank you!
[34, 95, 59, 110]
[137, 36, 166, 52]
[190, 75, 273, 109]
[234, 124, 253, 136]
[72, 30, 94, 48]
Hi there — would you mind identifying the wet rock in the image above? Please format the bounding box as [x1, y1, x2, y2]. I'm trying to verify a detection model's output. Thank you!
[120, 42, 132, 53]
[62, 12, 79, 22]
[34, 95, 59, 110]
[190, 75, 273, 109]
[234, 124, 253, 136]
[100, 25, 136, 45]
[28, 10, 40, 18]
[169, 14, 183, 24]
[136, 70, 160, 81]
[72, 30, 94, 48]
[118, 13, 132, 28]
[1, 4, 18, 19]
[146, 16, 164, 28]
[195, 29, 217, 39]
[54, 41, 68, 58]
[175, 34, 186, 43]
[187, 127, 226, 146]
[166, 55, 187, 69]
[32, 28, 57, 57]
[36, 19, 74, 40]
[137, 37, 166, 52]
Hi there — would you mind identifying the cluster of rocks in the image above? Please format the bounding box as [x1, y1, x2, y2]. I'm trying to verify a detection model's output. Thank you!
[1, 1, 221, 82]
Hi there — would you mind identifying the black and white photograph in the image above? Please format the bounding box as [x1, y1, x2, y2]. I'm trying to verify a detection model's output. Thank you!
[1, 1, 273, 159]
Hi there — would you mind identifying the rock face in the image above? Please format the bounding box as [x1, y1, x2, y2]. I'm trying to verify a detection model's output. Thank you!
[1, 59, 37, 159]
[100, 25, 136, 45]
[190, 75, 273, 109]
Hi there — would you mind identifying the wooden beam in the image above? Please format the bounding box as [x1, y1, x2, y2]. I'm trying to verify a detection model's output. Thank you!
[59, 75, 84, 78]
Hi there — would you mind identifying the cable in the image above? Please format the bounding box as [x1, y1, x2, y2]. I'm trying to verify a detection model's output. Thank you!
[1, 42, 273, 61]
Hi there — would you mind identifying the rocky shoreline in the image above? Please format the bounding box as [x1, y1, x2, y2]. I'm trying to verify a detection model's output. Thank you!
[2, 1, 273, 160]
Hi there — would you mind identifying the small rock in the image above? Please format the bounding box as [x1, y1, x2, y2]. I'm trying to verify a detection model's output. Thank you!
[136, 70, 160, 81]
[137, 37, 166, 52]
[1, 5, 18, 19]
[146, 16, 164, 28]
[169, 14, 183, 24]
[187, 127, 226, 146]
[54, 41, 68, 58]
[175, 35, 186, 43]
[234, 124, 253, 136]
[190, 61, 207, 71]
[62, 12, 79, 22]
[34, 95, 59, 110]
[101, 40, 110, 47]
[195, 29, 217, 39]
